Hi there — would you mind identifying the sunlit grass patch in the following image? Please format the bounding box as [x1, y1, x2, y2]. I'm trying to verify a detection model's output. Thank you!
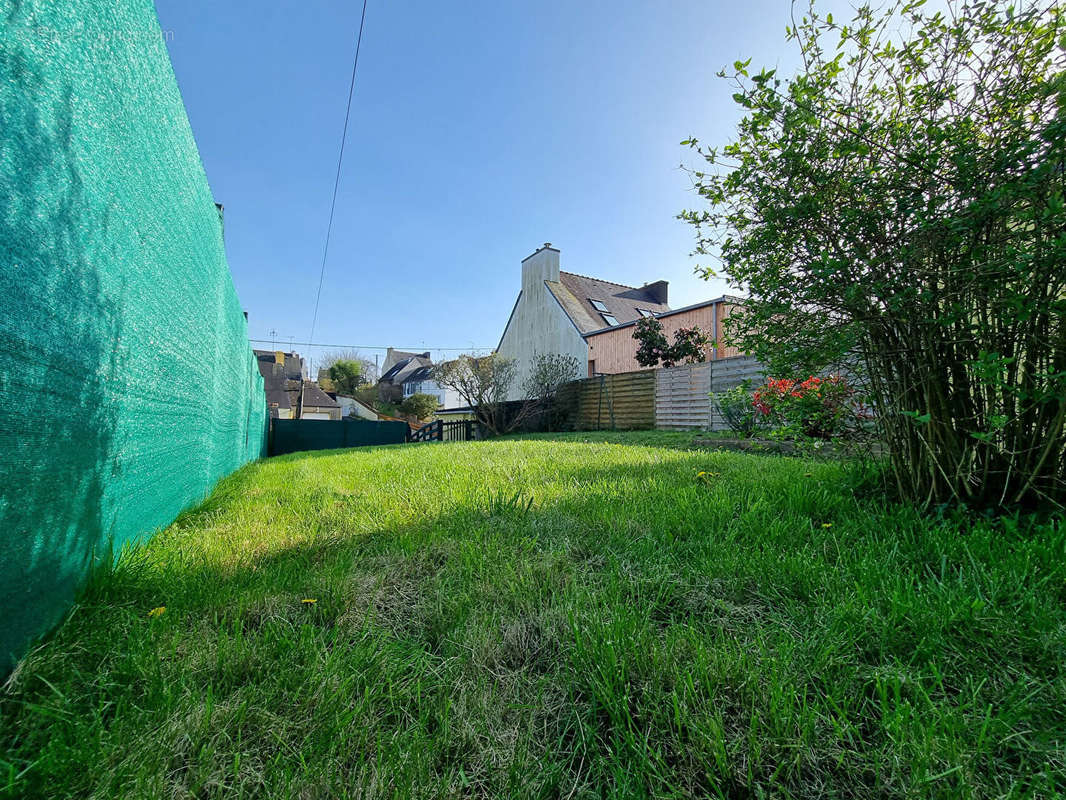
[2, 437, 1063, 798]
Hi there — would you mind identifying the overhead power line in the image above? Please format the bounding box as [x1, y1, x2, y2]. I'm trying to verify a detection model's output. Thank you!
[308, 0, 369, 346]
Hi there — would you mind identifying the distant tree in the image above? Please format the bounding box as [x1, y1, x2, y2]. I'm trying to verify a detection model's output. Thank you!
[633, 318, 712, 368]
[400, 393, 440, 421]
[327, 359, 365, 396]
[352, 384, 380, 411]
[320, 350, 377, 389]
[433, 354, 517, 436]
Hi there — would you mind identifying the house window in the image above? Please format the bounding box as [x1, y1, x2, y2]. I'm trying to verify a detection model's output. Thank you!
[600, 313, 618, 327]
[637, 308, 656, 318]
[589, 299, 609, 312]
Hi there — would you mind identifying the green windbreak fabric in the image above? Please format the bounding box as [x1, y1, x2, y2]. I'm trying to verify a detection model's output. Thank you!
[0, 0, 267, 672]
[272, 420, 410, 455]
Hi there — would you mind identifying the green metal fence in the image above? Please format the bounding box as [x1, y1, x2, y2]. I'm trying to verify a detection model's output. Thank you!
[271, 420, 409, 455]
[0, 0, 268, 672]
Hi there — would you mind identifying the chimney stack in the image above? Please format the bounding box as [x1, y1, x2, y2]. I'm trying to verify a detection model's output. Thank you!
[643, 280, 669, 305]
[521, 242, 560, 293]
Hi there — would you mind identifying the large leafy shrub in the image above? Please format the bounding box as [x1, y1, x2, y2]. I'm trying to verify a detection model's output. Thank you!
[681, 1, 1065, 509]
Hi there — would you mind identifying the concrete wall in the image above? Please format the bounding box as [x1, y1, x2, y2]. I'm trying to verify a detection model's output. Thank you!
[496, 245, 589, 400]
[585, 300, 744, 375]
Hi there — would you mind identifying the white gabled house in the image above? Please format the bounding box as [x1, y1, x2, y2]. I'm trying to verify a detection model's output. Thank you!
[495, 243, 671, 399]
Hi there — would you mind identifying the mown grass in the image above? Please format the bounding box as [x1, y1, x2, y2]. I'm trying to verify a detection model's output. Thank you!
[2, 437, 1064, 798]
[513, 430, 732, 449]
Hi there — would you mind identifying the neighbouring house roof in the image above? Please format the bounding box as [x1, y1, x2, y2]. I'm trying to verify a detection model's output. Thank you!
[254, 349, 304, 382]
[261, 372, 302, 419]
[264, 382, 292, 414]
[300, 382, 340, 409]
[382, 348, 431, 375]
[582, 295, 747, 336]
[402, 366, 434, 385]
[550, 272, 671, 334]
[379, 355, 433, 385]
[385, 349, 428, 364]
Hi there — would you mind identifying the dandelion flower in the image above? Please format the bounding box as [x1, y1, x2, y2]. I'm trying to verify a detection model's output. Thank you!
[821, 523, 833, 529]
[147, 606, 166, 618]
[697, 471, 707, 477]
[301, 598, 317, 605]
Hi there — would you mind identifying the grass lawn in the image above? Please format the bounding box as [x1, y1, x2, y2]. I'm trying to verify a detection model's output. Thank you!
[2, 436, 1064, 798]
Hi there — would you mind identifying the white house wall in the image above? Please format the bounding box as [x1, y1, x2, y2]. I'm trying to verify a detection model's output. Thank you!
[406, 378, 464, 411]
[496, 245, 588, 401]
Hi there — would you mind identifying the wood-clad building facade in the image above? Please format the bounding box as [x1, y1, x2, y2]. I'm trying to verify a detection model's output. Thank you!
[584, 296, 745, 376]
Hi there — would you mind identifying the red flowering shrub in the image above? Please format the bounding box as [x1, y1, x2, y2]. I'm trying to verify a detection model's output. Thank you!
[752, 375, 856, 439]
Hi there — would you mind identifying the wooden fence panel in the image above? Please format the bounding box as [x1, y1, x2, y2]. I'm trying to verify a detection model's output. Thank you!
[707, 357, 766, 430]
[564, 370, 656, 430]
[554, 358, 765, 433]
[655, 356, 766, 431]
[655, 363, 713, 430]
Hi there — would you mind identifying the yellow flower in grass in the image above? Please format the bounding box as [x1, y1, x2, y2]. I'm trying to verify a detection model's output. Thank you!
[147, 606, 166, 619]
[821, 523, 833, 529]
[301, 598, 318, 605]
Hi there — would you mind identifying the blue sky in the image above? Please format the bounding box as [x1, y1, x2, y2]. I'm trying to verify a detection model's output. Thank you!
[153, 0, 868, 370]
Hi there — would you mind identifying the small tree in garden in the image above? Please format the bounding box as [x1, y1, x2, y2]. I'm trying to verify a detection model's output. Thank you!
[433, 354, 517, 436]
[400, 393, 439, 421]
[681, 1, 1065, 508]
[523, 353, 580, 431]
[712, 384, 760, 437]
[633, 317, 712, 368]
[523, 353, 580, 401]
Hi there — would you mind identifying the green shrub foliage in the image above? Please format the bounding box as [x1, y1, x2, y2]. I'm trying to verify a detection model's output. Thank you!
[681, 1, 1065, 509]
[633, 318, 712, 368]
[400, 393, 440, 421]
[327, 359, 366, 395]
[711, 384, 760, 437]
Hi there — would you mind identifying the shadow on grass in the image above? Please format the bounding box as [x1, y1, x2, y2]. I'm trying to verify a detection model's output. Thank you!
[3, 451, 1063, 798]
